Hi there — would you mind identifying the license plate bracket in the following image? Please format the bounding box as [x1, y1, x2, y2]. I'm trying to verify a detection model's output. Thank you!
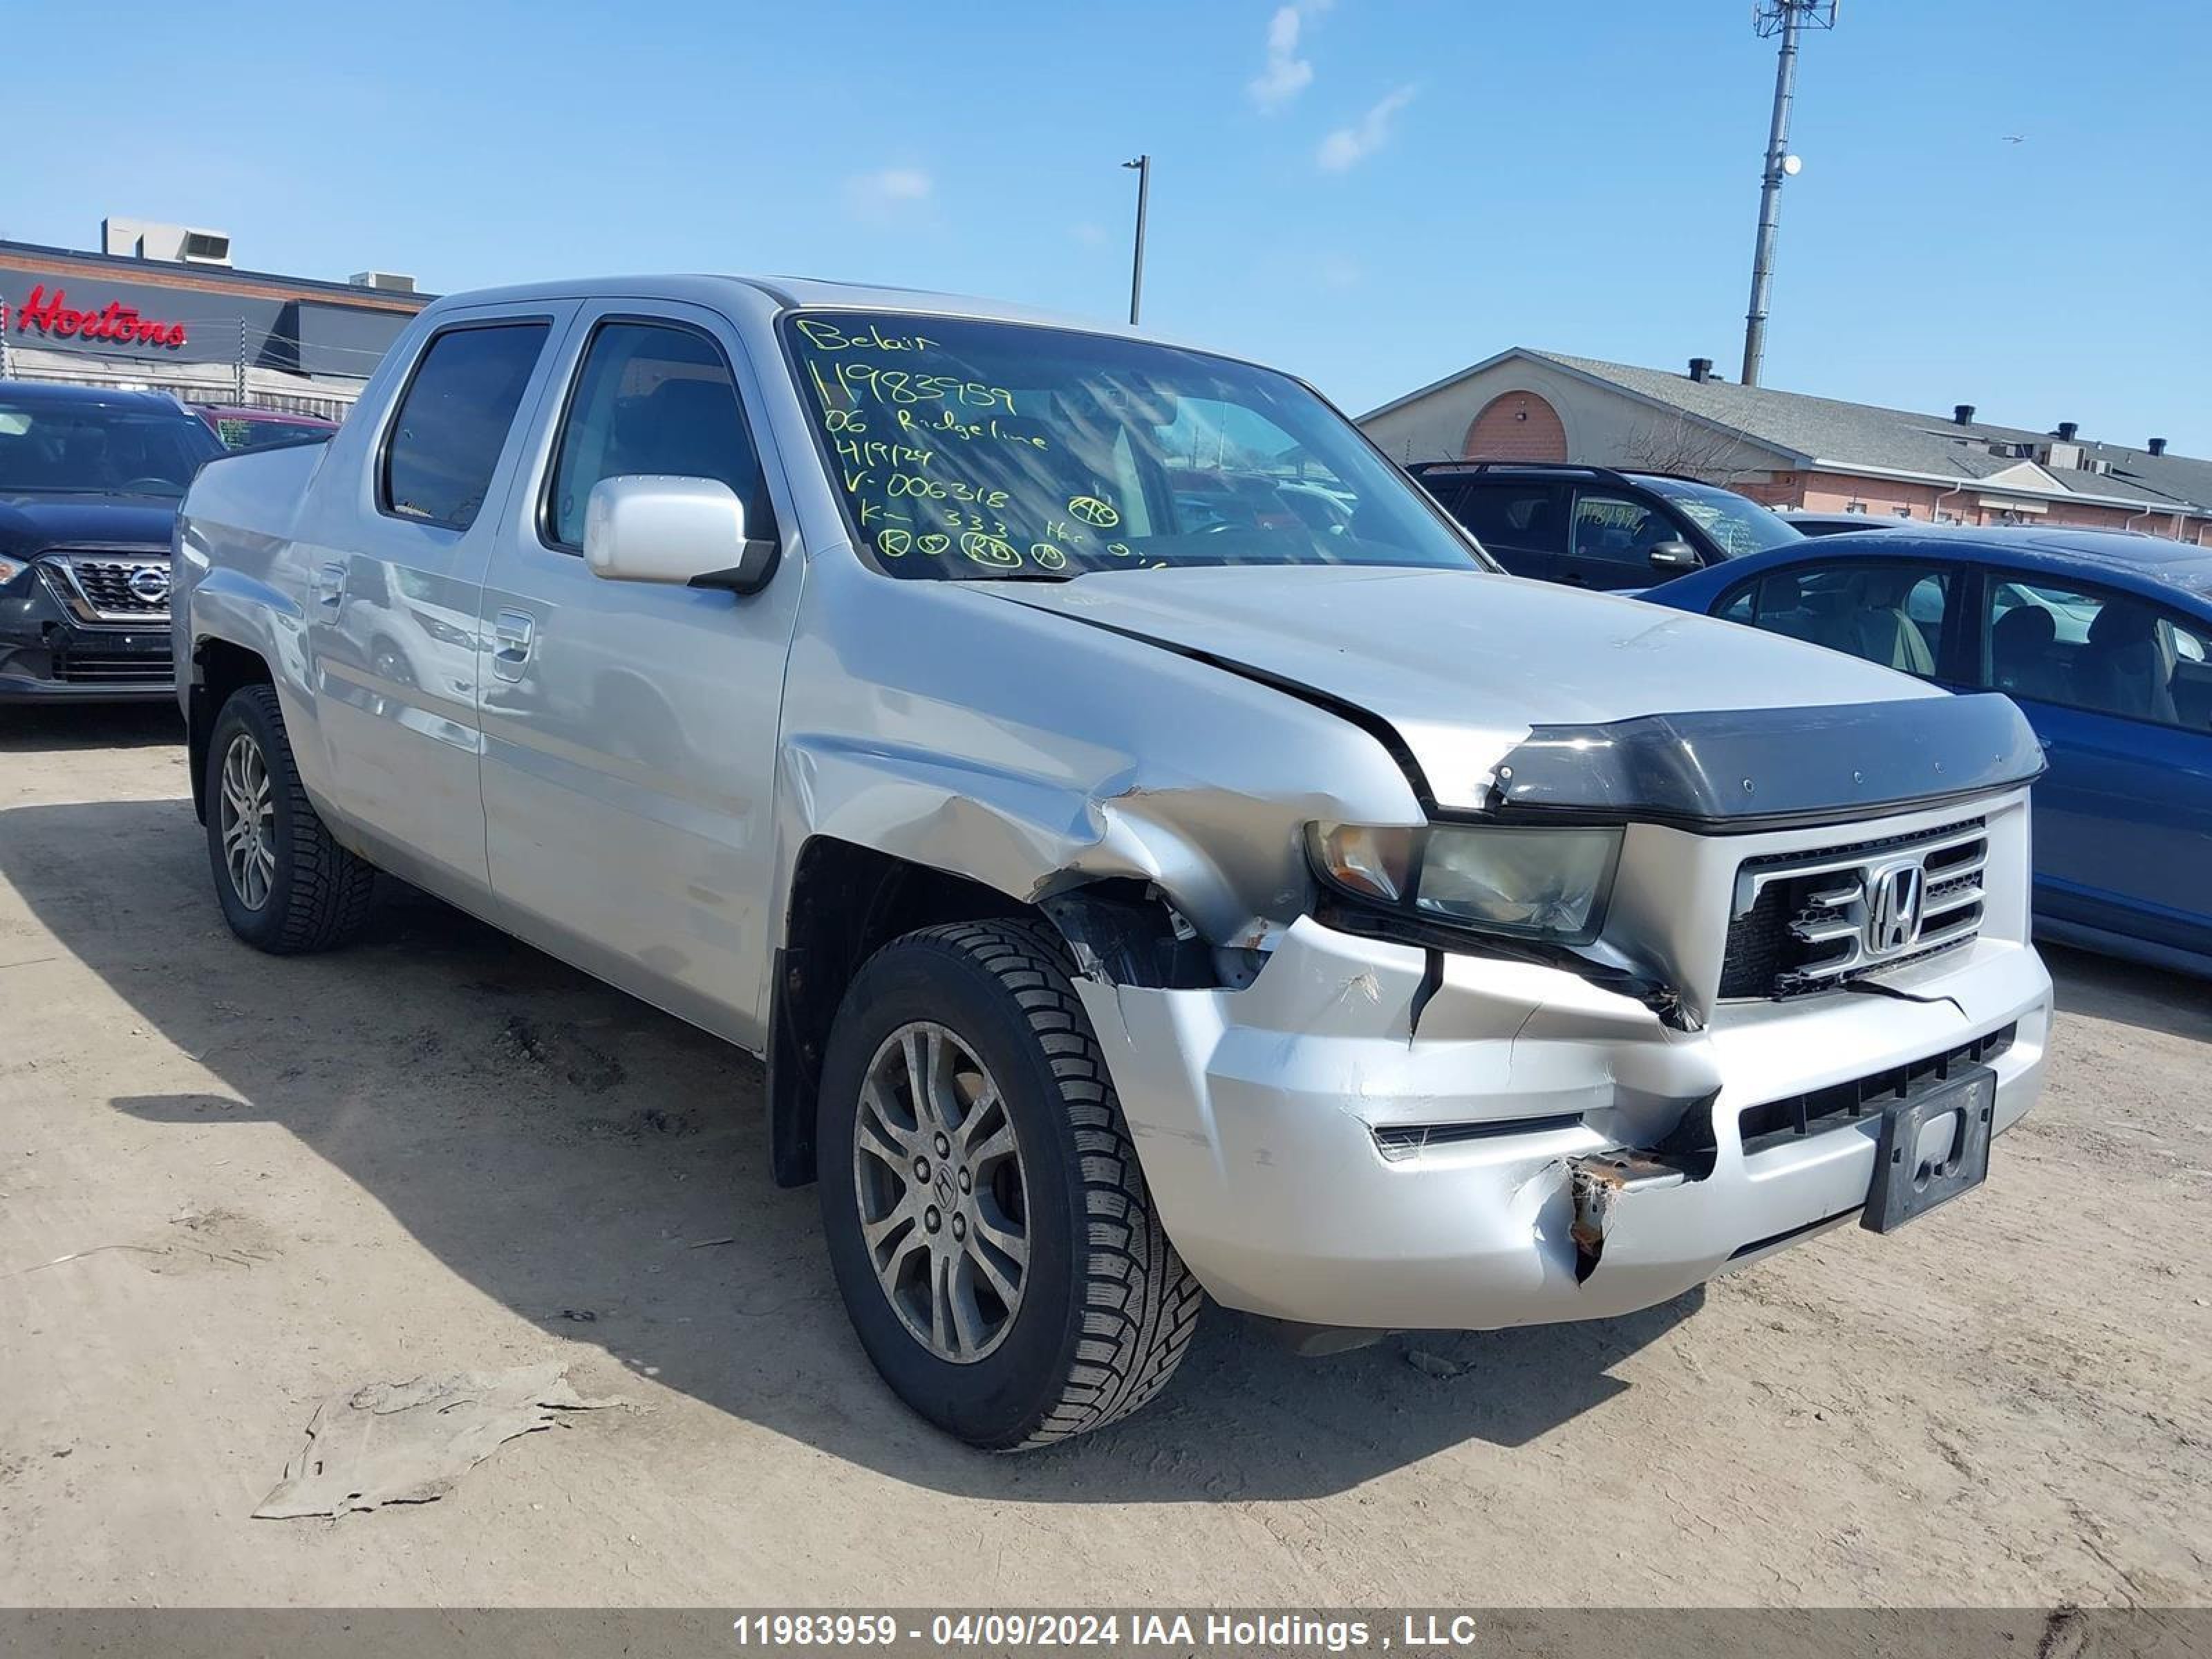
[1860, 1063, 1996, 1234]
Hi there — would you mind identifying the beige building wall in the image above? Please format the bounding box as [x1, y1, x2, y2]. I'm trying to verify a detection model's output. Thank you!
[1362, 357, 1790, 479]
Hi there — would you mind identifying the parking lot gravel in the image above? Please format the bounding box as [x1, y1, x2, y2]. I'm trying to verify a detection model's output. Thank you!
[3, 706, 2207, 1606]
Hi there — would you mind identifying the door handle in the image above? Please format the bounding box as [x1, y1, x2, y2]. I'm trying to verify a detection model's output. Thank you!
[491, 610, 536, 682]
[315, 561, 346, 609]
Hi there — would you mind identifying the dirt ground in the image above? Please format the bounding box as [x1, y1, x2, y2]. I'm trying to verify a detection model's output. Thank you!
[2, 704, 2207, 1609]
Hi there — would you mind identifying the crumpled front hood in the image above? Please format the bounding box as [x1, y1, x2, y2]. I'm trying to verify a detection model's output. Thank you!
[986, 564, 1944, 812]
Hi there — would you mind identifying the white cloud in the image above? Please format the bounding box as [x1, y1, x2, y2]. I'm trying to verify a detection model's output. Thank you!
[845, 167, 933, 221]
[1248, 0, 1331, 111]
[1069, 221, 1111, 247]
[1317, 84, 1416, 173]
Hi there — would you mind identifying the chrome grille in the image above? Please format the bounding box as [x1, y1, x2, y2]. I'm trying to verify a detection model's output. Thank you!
[41, 550, 173, 624]
[1721, 818, 1988, 999]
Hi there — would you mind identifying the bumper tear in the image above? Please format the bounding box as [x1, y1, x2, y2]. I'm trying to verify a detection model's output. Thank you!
[1566, 1149, 1694, 1284]
[1843, 977, 1967, 1018]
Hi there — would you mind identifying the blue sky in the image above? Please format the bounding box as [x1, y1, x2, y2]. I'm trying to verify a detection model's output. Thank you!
[8, 1, 2206, 448]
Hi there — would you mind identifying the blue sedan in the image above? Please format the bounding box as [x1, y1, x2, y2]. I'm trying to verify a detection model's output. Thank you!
[1642, 526, 2212, 977]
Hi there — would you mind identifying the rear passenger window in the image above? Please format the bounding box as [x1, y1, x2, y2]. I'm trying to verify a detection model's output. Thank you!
[1449, 483, 1563, 551]
[544, 320, 771, 552]
[381, 322, 550, 532]
[1722, 561, 1952, 677]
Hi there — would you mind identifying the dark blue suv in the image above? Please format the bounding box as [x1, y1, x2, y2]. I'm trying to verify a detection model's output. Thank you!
[0, 380, 223, 703]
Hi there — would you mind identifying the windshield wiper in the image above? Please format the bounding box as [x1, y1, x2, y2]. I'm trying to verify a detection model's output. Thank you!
[966, 568, 1087, 583]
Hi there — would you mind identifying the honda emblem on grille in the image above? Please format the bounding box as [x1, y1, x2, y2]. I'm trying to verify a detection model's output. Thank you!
[128, 566, 171, 603]
[1865, 860, 1928, 957]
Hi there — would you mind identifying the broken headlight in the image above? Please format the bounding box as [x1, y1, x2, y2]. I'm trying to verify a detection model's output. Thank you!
[1306, 821, 1622, 944]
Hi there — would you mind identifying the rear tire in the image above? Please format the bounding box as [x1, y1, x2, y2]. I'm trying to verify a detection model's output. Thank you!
[204, 684, 377, 953]
[818, 919, 1201, 1449]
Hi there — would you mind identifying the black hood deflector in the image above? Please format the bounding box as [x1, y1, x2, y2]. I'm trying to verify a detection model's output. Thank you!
[1483, 693, 2044, 831]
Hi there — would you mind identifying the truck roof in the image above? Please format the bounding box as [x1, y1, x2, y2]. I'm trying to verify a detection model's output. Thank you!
[409, 273, 1151, 341]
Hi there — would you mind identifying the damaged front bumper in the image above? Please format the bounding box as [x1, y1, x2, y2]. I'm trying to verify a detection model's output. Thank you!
[1074, 914, 2050, 1333]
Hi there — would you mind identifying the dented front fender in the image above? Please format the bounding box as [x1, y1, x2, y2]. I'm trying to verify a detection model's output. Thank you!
[771, 553, 1426, 956]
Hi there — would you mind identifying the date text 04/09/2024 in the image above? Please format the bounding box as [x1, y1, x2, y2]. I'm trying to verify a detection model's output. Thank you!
[727, 1613, 1492, 1651]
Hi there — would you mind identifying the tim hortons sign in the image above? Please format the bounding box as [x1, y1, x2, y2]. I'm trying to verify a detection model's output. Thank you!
[6, 285, 189, 349]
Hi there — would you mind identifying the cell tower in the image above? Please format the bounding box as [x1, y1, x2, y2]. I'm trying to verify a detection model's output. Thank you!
[1741, 0, 1838, 386]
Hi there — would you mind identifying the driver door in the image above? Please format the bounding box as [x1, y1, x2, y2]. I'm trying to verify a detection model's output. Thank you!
[474, 302, 805, 1049]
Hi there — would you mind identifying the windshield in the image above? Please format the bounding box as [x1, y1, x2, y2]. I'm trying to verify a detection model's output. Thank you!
[0, 400, 224, 497]
[1648, 479, 1803, 558]
[783, 311, 1483, 580]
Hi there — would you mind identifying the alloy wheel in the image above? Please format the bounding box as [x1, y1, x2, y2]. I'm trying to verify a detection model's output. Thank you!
[851, 1020, 1030, 1363]
[218, 731, 276, 911]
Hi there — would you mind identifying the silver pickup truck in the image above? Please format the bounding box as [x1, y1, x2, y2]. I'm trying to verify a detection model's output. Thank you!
[174, 276, 2052, 1448]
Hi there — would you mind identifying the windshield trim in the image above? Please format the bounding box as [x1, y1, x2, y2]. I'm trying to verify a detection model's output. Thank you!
[771, 306, 1497, 583]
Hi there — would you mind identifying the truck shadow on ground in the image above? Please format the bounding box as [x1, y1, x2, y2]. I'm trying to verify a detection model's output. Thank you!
[12, 794, 1723, 1501]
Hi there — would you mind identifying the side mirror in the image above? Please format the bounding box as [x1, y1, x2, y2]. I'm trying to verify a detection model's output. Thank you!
[1646, 540, 1699, 573]
[583, 475, 778, 595]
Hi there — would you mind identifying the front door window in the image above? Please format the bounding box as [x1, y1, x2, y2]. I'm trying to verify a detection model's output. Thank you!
[543, 319, 773, 552]
[1570, 494, 1678, 570]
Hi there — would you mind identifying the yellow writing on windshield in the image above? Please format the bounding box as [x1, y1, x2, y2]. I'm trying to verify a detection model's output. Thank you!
[835, 436, 935, 471]
[897, 407, 1046, 448]
[809, 355, 1018, 416]
[883, 474, 1009, 508]
[961, 532, 1022, 569]
[796, 317, 1118, 577]
[793, 317, 942, 355]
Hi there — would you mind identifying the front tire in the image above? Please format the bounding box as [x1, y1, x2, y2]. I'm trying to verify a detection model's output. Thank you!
[204, 684, 377, 953]
[818, 919, 1201, 1449]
